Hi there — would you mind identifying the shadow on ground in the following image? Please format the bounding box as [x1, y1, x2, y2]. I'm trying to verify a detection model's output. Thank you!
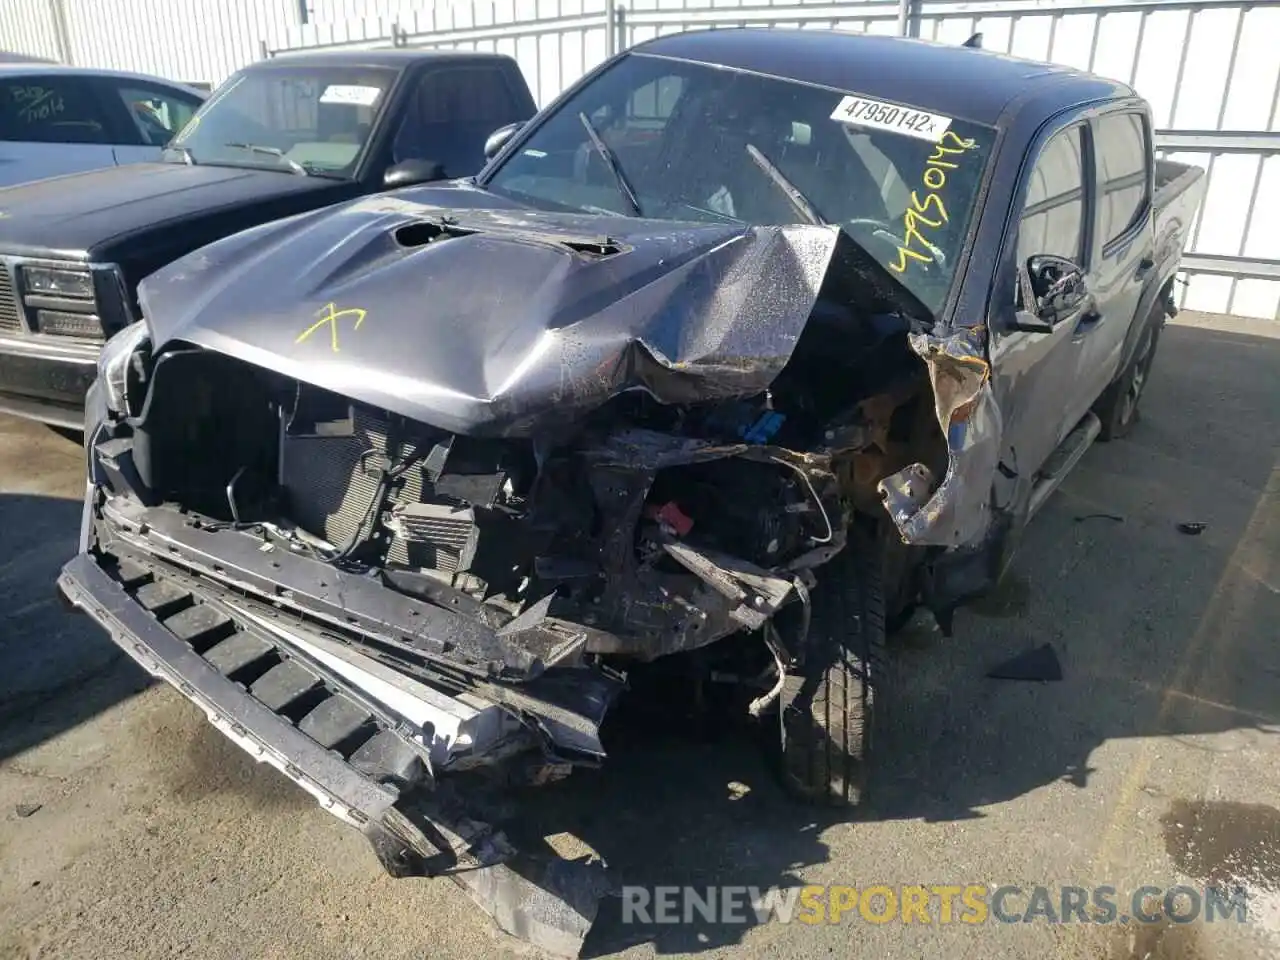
[0, 490, 152, 764]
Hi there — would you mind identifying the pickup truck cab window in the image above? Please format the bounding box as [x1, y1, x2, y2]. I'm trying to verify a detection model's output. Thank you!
[0, 75, 111, 144]
[1016, 124, 1087, 271]
[169, 65, 396, 177]
[483, 51, 995, 314]
[392, 65, 528, 178]
[112, 82, 201, 146]
[1094, 111, 1150, 248]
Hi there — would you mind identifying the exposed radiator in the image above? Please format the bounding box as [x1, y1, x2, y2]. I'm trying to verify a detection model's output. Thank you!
[280, 405, 429, 553]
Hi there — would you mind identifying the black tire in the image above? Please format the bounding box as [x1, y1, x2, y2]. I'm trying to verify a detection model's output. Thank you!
[778, 532, 887, 807]
[1096, 315, 1162, 441]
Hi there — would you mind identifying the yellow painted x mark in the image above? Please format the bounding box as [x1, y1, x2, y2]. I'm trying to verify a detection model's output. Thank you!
[295, 302, 368, 352]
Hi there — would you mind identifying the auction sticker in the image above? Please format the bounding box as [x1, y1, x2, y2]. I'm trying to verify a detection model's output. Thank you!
[320, 84, 382, 107]
[830, 95, 952, 142]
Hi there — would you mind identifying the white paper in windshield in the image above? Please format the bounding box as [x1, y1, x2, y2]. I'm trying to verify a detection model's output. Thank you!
[830, 95, 952, 143]
[319, 84, 382, 107]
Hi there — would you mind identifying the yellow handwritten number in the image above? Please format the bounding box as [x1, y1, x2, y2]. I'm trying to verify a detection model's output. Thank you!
[889, 130, 977, 275]
[295, 302, 367, 352]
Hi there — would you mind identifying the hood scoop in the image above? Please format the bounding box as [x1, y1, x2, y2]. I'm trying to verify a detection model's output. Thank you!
[394, 216, 623, 259]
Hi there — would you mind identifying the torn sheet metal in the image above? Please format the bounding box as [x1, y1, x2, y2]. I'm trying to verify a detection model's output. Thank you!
[877, 325, 1001, 547]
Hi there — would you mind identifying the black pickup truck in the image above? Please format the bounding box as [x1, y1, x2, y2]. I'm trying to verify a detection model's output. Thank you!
[0, 48, 535, 428]
[59, 29, 1205, 956]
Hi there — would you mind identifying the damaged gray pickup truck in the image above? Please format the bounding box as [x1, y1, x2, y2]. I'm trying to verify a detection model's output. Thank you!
[59, 28, 1206, 955]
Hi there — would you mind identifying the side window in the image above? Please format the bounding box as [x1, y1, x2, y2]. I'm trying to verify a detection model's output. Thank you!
[0, 76, 112, 144]
[1094, 112, 1148, 247]
[112, 84, 203, 146]
[392, 67, 528, 175]
[1017, 125, 1086, 271]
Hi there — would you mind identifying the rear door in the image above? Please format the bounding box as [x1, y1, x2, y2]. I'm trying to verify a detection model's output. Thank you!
[988, 119, 1095, 479]
[390, 64, 533, 179]
[0, 73, 118, 187]
[1071, 106, 1154, 412]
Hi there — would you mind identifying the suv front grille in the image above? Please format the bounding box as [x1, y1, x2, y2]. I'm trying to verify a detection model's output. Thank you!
[0, 267, 21, 334]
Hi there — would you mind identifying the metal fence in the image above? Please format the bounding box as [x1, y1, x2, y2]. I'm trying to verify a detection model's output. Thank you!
[0, 0, 1277, 318]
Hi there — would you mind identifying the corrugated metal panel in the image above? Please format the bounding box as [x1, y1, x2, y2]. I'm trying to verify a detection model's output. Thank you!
[0, 0, 63, 60]
[0, 0, 300, 86]
[58, 0, 303, 86]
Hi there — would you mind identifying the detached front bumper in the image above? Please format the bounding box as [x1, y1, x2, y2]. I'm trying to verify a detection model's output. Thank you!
[57, 544, 612, 957]
[0, 333, 97, 429]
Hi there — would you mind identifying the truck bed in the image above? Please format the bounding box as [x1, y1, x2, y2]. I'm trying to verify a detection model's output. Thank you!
[1152, 158, 1207, 288]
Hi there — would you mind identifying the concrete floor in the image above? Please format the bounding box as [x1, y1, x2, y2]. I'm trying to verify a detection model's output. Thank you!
[0, 310, 1277, 960]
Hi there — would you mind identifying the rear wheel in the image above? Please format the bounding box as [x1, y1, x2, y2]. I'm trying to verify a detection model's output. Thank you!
[1096, 315, 1162, 441]
[778, 532, 887, 807]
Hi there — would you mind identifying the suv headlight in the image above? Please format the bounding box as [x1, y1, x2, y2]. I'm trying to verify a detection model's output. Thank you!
[98, 321, 150, 416]
[19, 264, 104, 339]
[24, 266, 94, 298]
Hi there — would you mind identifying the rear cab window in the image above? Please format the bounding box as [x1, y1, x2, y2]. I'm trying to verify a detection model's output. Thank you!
[392, 65, 531, 176]
[0, 75, 112, 144]
[1093, 111, 1150, 249]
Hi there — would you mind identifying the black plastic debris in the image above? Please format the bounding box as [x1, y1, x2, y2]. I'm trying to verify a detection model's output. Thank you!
[986, 643, 1062, 682]
[15, 802, 42, 818]
[1177, 521, 1207, 536]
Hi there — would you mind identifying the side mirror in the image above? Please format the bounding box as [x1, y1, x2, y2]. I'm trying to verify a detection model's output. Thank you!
[483, 121, 525, 161]
[383, 158, 447, 189]
[1014, 255, 1089, 333]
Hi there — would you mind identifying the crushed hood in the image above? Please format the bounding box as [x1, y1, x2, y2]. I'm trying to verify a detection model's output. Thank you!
[138, 183, 918, 437]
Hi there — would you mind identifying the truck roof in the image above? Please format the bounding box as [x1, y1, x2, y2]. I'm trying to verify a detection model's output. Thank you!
[260, 48, 518, 72]
[633, 29, 1137, 128]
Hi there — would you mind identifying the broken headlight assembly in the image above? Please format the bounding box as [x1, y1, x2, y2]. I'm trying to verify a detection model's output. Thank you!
[98, 321, 150, 417]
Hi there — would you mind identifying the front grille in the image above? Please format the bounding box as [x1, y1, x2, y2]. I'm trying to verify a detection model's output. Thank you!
[0, 267, 22, 334]
[105, 555, 429, 790]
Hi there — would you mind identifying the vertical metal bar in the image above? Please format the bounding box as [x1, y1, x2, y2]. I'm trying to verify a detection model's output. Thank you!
[1165, 8, 1197, 128]
[1086, 13, 1103, 73]
[1128, 10, 1147, 86]
[48, 0, 72, 64]
[1214, 7, 1247, 130]
[896, 0, 910, 37]
[1007, 14, 1020, 55]
[1046, 13, 1059, 62]
[605, 0, 616, 56]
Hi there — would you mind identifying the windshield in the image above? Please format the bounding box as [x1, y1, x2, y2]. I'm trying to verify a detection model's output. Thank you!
[484, 53, 995, 313]
[167, 65, 397, 177]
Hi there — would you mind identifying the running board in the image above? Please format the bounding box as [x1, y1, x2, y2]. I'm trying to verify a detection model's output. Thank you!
[1027, 412, 1102, 520]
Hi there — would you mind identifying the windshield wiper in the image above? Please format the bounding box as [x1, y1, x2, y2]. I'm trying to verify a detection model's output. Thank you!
[577, 112, 642, 217]
[745, 143, 825, 226]
[223, 142, 308, 176]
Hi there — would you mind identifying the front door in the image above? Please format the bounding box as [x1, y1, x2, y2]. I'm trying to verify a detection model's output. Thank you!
[988, 119, 1095, 481]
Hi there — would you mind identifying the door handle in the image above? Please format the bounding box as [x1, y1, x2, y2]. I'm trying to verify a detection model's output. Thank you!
[1135, 256, 1155, 281]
